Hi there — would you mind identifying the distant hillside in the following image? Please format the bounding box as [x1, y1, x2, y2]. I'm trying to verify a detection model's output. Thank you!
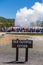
[0, 17, 15, 27]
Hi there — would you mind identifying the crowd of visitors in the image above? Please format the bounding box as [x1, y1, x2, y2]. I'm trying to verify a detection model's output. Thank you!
[0, 27, 43, 33]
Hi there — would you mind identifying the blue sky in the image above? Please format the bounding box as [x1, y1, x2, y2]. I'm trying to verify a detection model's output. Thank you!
[0, 0, 42, 19]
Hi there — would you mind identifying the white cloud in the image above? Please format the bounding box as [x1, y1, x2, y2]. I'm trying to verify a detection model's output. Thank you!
[15, 2, 43, 27]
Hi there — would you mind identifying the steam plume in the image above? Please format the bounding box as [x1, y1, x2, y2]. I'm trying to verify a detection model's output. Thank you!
[15, 2, 43, 27]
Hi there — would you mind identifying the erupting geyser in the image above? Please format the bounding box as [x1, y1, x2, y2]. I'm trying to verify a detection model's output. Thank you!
[15, 2, 43, 27]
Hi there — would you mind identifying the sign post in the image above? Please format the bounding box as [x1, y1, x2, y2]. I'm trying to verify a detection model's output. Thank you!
[25, 48, 28, 62]
[12, 39, 33, 62]
[16, 48, 19, 61]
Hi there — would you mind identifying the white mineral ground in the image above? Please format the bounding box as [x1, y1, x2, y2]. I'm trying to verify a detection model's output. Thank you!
[0, 32, 43, 65]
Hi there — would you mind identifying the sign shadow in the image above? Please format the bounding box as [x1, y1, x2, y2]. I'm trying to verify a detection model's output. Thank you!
[3, 61, 26, 64]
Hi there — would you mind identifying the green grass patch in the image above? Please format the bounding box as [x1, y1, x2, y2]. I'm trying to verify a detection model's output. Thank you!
[7, 32, 43, 36]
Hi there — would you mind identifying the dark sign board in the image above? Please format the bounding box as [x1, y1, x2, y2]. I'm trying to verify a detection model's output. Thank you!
[12, 39, 33, 48]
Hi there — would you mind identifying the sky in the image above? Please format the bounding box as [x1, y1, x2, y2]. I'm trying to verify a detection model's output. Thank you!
[0, 0, 42, 19]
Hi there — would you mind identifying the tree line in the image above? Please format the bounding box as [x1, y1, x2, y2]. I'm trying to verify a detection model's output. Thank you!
[0, 17, 15, 27]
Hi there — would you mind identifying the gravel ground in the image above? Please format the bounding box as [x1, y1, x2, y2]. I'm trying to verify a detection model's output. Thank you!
[0, 34, 43, 65]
